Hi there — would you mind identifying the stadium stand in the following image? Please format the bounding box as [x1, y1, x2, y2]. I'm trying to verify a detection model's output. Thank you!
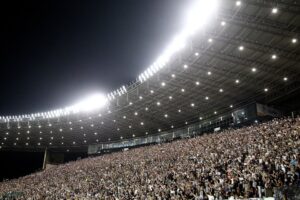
[0, 116, 299, 199]
[0, 0, 300, 199]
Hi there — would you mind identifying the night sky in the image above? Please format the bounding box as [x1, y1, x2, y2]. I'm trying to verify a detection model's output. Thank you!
[0, 0, 192, 115]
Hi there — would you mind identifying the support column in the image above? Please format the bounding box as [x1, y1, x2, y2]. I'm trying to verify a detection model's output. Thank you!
[42, 147, 48, 170]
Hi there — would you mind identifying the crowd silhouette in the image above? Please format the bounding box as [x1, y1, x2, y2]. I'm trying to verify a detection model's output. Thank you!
[0, 117, 299, 199]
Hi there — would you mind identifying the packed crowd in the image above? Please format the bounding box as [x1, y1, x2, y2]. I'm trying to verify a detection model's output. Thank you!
[0, 117, 300, 199]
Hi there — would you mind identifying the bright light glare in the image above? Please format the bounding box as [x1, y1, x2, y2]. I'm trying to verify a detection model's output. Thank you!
[185, 0, 219, 34]
[138, 0, 219, 82]
[71, 94, 108, 112]
[272, 8, 278, 14]
[292, 38, 297, 44]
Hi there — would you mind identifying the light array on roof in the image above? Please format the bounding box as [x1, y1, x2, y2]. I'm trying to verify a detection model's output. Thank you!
[107, 85, 127, 100]
[71, 93, 108, 112]
[0, 0, 220, 123]
[138, 0, 219, 83]
[0, 93, 109, 122]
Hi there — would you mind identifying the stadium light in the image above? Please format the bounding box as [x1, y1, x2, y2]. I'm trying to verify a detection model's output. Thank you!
[272, 8, 278, 14]
[71, 93, 107, 112]
[138, 0, 219, 82]
[185, 0, 219, 34]
[271, 54, 277, 60]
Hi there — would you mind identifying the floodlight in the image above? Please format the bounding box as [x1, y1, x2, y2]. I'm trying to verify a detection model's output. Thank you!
[72, 94, 108, 112]
[144, 71, 150, 79]
[137, 0, 219, 80]
[272, 8, 278, 14]
[185, 0, 219, 34]
[122, 85, 127, 92]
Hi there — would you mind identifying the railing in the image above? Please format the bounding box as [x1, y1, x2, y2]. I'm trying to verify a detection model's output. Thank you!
[88, 114, 234, 154]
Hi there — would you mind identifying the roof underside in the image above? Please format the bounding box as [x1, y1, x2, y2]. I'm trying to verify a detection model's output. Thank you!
[1, 0, 300, 152]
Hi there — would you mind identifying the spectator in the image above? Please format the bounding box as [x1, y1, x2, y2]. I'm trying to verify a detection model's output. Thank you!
[0, 117, 299, 199]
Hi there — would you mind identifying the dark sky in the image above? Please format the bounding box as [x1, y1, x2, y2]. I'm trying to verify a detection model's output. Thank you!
[0, 0, 191, 115]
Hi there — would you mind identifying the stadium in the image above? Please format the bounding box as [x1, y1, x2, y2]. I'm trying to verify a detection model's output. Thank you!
[0, 0, 300, 199]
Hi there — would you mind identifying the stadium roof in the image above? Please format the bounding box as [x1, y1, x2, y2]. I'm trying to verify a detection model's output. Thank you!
[0, 0, 300, 152]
